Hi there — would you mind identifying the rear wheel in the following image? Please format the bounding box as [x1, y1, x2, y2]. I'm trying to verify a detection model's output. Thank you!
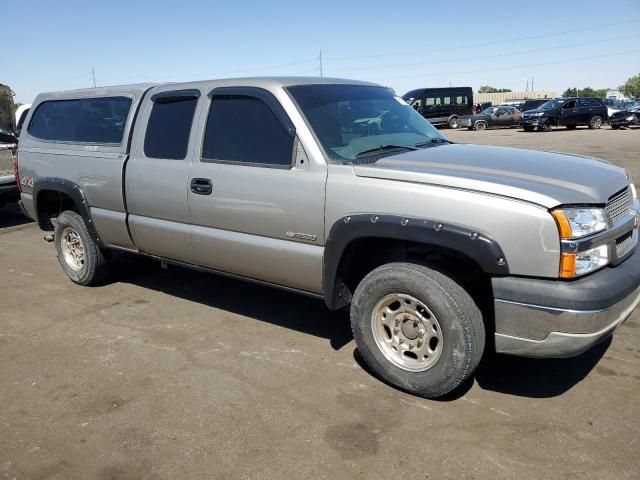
[448, 117, 459, 129]
[523, 126, 535, 132]
[350, 262, 485, 398]
[54, 210, 110, 286]
[588, 115, 603, 129]
[473, 121, 487, 131]
[611, 124, 620, 130]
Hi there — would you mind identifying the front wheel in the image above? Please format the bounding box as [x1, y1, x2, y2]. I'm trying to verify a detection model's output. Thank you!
[350, 263, 485, 398]
[588, 115, 603, 129]
[54, 210, 110, 285]
[611, 124, 620, 130]
[522, 126, 535, 132]
[473, 121, 487, 131]
[448, 117, 459, 129]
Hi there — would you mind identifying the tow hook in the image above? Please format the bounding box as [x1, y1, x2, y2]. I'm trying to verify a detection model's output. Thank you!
[43, 234, 54, 243]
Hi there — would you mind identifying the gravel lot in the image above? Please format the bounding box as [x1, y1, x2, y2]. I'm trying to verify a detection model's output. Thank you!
[1, 127, 639, 479]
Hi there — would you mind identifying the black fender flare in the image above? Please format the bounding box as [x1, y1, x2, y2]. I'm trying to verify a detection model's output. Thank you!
[32, 177, 102, 246]
[323, 214, 510, 310]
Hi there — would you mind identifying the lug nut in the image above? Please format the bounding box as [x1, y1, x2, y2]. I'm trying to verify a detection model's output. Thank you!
[418, 329, 425, 336]
[393, 327, 399, 334]
[417, 340, 423, 348]
[398, 338, 404, 344]
[409, 343, 414, 349]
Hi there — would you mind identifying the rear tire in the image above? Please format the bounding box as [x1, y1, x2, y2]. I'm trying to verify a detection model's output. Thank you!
[473, 121, 487, 131]
[611, 124, 620, 130]
[54, 210, 109, 286]
[523, 126, 535, 132]
[588, 115, 603, 129]
[350, 262, 485, 399]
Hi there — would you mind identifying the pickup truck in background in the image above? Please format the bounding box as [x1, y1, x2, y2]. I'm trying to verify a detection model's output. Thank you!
[0, 83, 18, 208]
[16, 78, 640, 398]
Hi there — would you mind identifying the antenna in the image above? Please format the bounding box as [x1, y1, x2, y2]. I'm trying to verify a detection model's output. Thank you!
[91, 66, 96, 88]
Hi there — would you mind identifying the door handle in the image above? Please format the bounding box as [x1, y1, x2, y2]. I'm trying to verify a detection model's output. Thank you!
[191, 178, 213, 195]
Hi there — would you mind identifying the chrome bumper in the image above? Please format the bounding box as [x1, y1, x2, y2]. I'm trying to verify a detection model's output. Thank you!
[494, 285, 640, 358]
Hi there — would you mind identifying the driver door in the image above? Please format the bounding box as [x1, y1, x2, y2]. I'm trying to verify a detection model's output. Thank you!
[559, 100, 578, 125]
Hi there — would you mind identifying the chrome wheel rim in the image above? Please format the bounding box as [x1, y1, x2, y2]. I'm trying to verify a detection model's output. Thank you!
[371, 293, 443, 372]
[475, 122, 486, 130]
[592, 117, 602, 128]
[60, 226, 85, 271]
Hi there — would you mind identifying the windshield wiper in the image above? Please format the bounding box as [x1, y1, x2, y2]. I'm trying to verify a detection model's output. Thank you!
[415, 138, 452, 147]
[354, 144, 418, 159]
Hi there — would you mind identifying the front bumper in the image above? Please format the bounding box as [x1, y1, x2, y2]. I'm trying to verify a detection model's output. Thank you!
[520, 117, 543, 127]
[492, 249, 640, 358]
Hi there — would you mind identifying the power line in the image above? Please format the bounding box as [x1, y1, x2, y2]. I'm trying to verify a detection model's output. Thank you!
[373, 49, 640, 81]
[326, 33, 640, 73]
[328, 19, 640, 62]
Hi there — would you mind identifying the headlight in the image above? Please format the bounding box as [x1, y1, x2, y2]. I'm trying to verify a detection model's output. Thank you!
[626, 115, 635, 121]
[552, 208, 607, 239]
[560, 245, 610, 278]
[534, 111, 545, 117]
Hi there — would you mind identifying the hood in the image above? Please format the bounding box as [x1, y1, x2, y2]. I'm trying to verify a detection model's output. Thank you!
[353, 144, 628, 208]
[0, 84, 16, 142]
[522, 108, 547, 115]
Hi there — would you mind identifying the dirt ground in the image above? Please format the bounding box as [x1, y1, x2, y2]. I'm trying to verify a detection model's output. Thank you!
[1, 127, 639, 479]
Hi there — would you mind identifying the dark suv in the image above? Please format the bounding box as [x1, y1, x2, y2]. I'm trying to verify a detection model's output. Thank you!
[520, 97, 608, 132]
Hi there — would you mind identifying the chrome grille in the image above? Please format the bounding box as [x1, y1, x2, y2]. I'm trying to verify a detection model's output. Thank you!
[616, 232, 633, 257]
[0, 148, 13, 176]
[606, 187, 632, 225]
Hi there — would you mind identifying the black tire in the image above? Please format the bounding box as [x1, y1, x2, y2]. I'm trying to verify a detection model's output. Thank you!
[540, 121, 552, 132]
[350, 262, 485, 399]
[523, 126, 535, 132]
[565, 124, 577, 130]
[611, 124, 620, 130]
[54, 210, 109, 286]
[473, 121, 487, 131]
[448, 117, 459, 129]
[467, 127, 474, 131]
[588, 115, 603, 129]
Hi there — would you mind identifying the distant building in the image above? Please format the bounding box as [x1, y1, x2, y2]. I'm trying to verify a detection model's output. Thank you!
[473, 90, 555, 106]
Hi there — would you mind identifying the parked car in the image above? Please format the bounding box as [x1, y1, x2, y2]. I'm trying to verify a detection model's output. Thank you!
[520, 97, 608, 132]
[14, 103, 31, 136]
[519, 98, 549, 112]
[403, 87, 473, 128]
[459, 106, 522, 130]
[16, 78, 640, 399]
[609, 105, 640, 129]
[0, 83, 18, 207]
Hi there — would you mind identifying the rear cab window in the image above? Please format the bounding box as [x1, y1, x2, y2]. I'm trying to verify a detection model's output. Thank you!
[144, 90, 200, 160]
[28, 97, 132, 144]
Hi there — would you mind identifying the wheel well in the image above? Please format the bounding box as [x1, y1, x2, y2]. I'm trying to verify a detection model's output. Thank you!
[36, 190, 78, 230]
[335, 237, 495, 330]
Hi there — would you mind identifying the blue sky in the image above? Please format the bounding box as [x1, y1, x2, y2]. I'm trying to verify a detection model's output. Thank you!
[2, 0, 639, 103]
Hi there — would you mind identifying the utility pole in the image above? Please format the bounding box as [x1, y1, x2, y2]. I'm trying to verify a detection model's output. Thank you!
[91, 66, 96, 88]
[531, 75, 534, 92]
[318, 50, 323, 77]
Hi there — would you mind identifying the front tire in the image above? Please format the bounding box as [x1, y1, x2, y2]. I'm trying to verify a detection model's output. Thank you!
[473, 121, 487, 131]
[588, 115, 603, 129]
[350, 263, 485, 398]
[448, 117, 459, 129]
[54, 210, 109, 286]
[522, 126, 535, 132]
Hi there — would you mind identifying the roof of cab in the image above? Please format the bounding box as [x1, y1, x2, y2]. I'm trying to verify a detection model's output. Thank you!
[34, 77, 382, 100]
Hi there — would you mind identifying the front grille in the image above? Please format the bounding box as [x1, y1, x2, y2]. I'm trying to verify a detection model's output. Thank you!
[606, 187, 633, 225]
[0, 147, 13, 176]
[616, 232, 634, 257]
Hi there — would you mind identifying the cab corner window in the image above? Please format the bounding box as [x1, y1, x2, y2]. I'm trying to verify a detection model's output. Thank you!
[144, 95, 198, 160]
[202, 96, 294, 167]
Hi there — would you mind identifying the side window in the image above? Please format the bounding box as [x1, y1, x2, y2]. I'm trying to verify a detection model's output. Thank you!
[563, 100, 576, 109]
[28, 97, 131, 143]
[16, 108, 30, 132]
[455, 96, 467, 105]
[443, 96, 451, 105]
[144, 94, 199, 160]
[425, 97, 435, 107]
[435, 97, 442, 106]
[202, 95, 294, 167]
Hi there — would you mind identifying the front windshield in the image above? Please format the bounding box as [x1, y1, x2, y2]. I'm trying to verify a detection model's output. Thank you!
[539, 99, 564, 110]
[482, 107, 497, 115]
[287, 84, 447, 162]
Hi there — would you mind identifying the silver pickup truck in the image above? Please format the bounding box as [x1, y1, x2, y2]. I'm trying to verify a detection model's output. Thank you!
[16, 78, 640, 398]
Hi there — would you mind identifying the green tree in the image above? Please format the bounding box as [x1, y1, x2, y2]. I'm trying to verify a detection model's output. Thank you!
[13, 102, 23, 113]
[478, 85, 512, 93]
[619, 73, 640, 98]
[562, 87, 607, 98]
